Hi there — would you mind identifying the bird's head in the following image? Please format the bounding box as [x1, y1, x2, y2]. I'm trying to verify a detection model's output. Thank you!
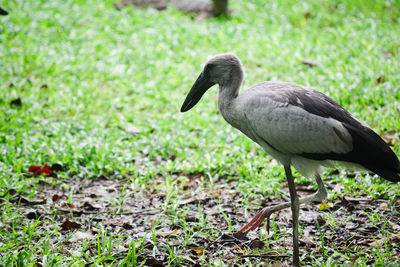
[180, 54, 243, 112]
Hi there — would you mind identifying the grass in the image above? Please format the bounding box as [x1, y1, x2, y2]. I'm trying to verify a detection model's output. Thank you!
[1, 0, 400, 266]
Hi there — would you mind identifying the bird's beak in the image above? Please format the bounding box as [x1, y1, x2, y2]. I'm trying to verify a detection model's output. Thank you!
[180, 71, 216, 112]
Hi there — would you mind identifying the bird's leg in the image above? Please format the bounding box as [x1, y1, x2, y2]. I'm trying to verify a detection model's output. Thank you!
[285, 165, 300, 267]
[237, 200, 291, 234]
[237, 173, 327, 234]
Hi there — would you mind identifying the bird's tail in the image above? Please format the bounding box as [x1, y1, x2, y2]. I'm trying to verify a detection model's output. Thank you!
[343, 123, 400, 183]
[368, 165, 400, 183]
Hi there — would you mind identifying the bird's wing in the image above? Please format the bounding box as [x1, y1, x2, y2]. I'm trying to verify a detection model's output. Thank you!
[242, 98, 353, 155]
[237, 82, 355, 155]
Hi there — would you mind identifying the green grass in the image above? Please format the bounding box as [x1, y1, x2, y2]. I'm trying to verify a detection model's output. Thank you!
[1, 0, 400, 266]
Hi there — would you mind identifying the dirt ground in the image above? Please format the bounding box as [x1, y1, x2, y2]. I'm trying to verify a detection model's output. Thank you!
[14, 174, 400, 266]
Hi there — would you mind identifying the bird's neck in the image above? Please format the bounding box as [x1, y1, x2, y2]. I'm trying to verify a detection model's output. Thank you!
[217, 71, 243, 111]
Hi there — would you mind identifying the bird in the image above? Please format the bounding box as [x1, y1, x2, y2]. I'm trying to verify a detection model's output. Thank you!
[180, 54, 400, 266]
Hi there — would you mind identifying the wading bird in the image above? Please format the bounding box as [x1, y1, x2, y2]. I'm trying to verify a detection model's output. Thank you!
[180, 54, 400, 266]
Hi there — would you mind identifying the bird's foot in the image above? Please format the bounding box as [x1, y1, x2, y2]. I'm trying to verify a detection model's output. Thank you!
[237, 207, 273, 235]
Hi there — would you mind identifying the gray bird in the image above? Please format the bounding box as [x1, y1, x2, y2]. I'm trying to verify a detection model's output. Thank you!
[180, 54, 400, 266]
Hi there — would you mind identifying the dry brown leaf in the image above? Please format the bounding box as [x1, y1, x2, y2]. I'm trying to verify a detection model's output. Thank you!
[52, 194, 66, 202]
[60, 220, 81, 230]
[61, 202, 75, 209]
[159, 229, 179, 237]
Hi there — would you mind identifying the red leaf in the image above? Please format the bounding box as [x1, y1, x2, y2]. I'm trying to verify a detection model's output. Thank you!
[39, 165, 53, 174]
[28, 165, 54, 175]
[36, 169, 54, 175]
[28, 166, 41, 172]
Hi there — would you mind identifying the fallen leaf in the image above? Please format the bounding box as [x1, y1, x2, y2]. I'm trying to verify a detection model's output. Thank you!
[60, 220, 81, 230]
[37, 164, 53, 174]
[159, 229, 179, 237]
[319, 202, 332, 211]
[28, 166, 41, 172]
[52, 194, 66, 202]
[191, 248, 205, 254]
[28, 164, 54, 175]
[61, 203, 75, 209]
